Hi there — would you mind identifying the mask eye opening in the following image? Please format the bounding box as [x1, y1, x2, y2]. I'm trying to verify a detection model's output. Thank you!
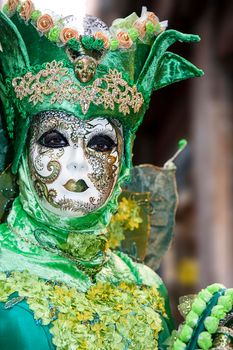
[38, 129, 69, 149]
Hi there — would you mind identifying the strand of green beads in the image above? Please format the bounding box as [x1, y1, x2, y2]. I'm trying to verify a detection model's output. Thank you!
[172, 284, 233, 350]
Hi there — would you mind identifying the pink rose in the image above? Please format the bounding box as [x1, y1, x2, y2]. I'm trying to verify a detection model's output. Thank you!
[20, 0, 34, 21]
[60, 28, 79, 43]
[94, 32, 110, 49]
[7, 0, 19, 13]
[116, 31, 133, 49]
[133, 19, 146, 39]
[37, 14, 54, 33]
[147, 12, 159, 27]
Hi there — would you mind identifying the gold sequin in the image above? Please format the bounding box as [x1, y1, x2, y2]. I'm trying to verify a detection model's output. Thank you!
[178, 294, 197, 318]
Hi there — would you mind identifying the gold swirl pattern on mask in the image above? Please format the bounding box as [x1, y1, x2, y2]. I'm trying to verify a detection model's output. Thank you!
[33, 160, 61, 184]
[34, 180, 58, 205]
[12, 61, 144, 115]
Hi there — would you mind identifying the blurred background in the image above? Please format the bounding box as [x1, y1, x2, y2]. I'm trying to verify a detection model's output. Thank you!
[1, 0, 232, 325]
[85, 0, 233, 324]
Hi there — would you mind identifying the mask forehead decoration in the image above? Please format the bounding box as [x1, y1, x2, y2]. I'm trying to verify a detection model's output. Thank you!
[28, 111, 123, 217]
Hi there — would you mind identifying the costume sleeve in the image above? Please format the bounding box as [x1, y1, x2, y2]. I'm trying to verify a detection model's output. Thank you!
[0, 298, 54, 350]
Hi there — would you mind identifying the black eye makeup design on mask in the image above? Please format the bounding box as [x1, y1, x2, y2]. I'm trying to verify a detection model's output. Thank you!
[87, 134, 116, 152]
[38, 130, 69, 148]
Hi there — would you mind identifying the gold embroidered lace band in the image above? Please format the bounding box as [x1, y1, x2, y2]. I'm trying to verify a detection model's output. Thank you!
[12, 61, 144, 115]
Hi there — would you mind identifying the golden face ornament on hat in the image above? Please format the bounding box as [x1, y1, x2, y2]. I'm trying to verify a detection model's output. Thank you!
[74, 56, 97, 83]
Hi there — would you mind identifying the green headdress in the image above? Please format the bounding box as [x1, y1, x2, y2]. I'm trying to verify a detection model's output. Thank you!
[0, 1, 203, 175]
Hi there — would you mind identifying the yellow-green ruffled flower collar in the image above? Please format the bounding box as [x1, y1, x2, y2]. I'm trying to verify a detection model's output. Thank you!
[0, 270, 167, 350]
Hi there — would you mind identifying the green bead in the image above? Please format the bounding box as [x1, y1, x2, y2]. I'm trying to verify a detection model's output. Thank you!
[154, 22, 161, 33]
[48, 27, 60, 43]
[197, 332, 212, 350]
[225, 289, 233, 302]
[128, 28, 139, 41]
[179, 324, 193, 342]
[204, 316, 219, 333]
[146, 21, 155, 35]
[173, 339, 186, 350]
[110, 39, 119, 51]
[211, 305, 226, 319]
[198, 289, 212, 303]
[30, 10, 42, 21]
[186, 310, 199, 327]
[2, 4, 9, 14]
[192, 298, 206, 316]
[178, 139, 187, 150]
[217, 295, 232, 312]
[207, 283, 224, 294]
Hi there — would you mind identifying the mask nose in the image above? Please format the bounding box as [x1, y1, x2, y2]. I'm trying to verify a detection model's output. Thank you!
[66, 147, 89, 173]
[67, 162, 80, 171]
[67, 161, 89, 173]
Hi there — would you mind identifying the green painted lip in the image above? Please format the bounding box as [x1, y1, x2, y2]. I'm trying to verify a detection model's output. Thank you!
[63, 179, 89, 193]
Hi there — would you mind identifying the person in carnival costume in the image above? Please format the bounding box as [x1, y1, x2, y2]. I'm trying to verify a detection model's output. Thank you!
[0, 1, 233, 349]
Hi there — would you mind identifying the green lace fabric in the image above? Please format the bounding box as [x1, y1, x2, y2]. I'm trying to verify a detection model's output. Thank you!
[0, 270, 167, 350]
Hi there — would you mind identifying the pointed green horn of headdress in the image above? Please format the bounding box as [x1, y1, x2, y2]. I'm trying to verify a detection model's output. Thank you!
[0, 11, 30, 110]
[0, 12, 30, 72]
[135, 29, 203, 129]
[0, 11, 31, 172]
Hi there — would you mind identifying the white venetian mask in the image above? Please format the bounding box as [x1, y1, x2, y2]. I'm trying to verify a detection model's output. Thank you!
[28, 111, 123, 217]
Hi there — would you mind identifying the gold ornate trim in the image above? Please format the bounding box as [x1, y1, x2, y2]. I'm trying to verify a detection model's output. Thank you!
[12, 61, 144, 115]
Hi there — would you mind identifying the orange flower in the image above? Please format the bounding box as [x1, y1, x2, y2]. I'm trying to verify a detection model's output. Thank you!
[20, 0, 34, 20]
[133, 12, 159, 39]
[133, 19, 146, 39]
[147, 12, 159, 27]
[94, 31, 110, 49]
[60, 28, 79, 43]
[37, 14, 54, 33]
[116, 31, 133, 49]
[8, 0, 19, 12]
